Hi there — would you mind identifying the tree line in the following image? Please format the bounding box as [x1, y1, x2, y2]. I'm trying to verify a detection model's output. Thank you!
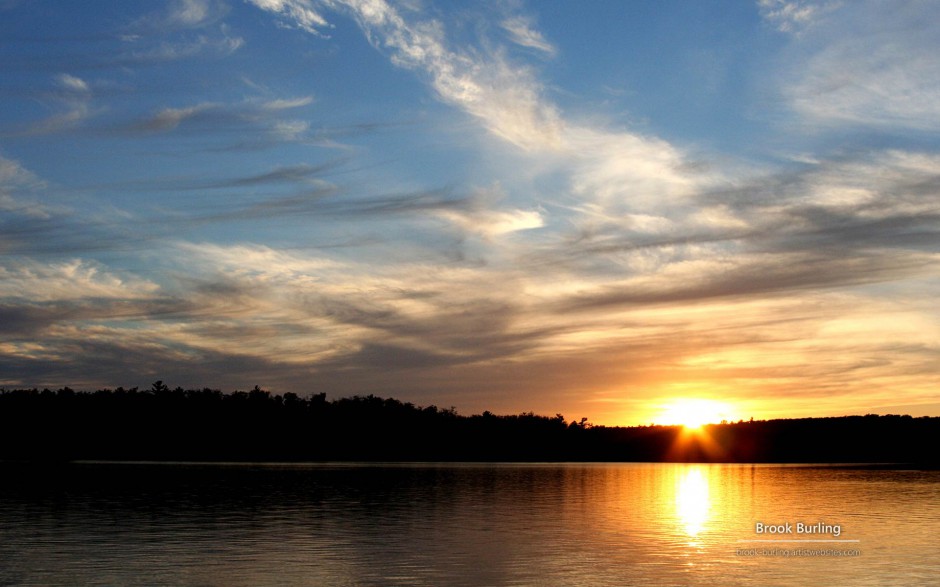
[1, 382, 936, 464]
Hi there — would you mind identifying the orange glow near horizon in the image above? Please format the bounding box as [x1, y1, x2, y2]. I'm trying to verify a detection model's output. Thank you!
[656, 399, 738, 429]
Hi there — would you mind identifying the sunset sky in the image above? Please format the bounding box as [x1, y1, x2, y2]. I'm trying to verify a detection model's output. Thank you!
[1, 0, 938, 425]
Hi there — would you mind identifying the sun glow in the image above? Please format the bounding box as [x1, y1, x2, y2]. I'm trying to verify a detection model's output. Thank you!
[658, 399, 736, 429]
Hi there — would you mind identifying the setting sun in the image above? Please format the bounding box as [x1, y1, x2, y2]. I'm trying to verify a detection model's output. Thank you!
[658, 399, 737, 429]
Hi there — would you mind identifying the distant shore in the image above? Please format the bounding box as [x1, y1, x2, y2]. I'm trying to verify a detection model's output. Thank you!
[2, 384, 937, 464]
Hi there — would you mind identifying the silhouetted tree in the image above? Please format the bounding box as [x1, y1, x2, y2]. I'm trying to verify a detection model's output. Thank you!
[0, 385, 937, 463]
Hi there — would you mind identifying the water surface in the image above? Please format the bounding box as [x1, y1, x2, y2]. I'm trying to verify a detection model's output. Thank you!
[1, 463, 937, 586]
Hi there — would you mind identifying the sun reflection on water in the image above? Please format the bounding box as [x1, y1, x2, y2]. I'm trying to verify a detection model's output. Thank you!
[675, 467, 710, 538]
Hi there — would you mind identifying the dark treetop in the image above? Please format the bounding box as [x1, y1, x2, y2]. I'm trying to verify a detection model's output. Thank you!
[1, 383, 937, 463]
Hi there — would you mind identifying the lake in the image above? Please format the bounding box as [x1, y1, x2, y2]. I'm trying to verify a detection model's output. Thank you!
[1, 462, 937, 586]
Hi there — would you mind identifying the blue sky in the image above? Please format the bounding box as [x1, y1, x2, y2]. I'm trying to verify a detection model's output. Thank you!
[1, 0, 938, 424]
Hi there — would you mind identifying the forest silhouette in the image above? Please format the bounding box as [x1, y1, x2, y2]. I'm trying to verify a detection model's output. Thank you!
[1, 382, 936, 464]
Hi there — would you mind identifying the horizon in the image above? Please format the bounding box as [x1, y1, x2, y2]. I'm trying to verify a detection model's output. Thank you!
[1, 383, 935, 428]
[1, 1, 939, 428]
[5, 383, 938, 466]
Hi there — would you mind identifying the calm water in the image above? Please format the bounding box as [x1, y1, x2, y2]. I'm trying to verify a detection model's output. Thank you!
[1, 462, 937, 586]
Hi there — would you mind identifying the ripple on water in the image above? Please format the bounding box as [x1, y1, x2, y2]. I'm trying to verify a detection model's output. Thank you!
[0, 462, 937, 586]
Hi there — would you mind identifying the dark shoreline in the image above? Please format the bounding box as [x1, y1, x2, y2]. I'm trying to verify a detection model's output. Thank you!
[3, 460, 938, 469]
[3, 386, 938, 464]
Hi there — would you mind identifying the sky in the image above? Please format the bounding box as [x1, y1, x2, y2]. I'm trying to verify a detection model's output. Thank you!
[1, 0, 938, 425]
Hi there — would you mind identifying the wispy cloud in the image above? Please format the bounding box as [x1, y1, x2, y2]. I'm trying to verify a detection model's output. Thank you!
[0, 155, 43, 190]
[115, 1, 243, 67]
[170, 0, 217, 27]
[0, 156, 52, 220]
[56, 73, 90, 93]
[132, 0, 229, 31]
[246, 0, 331, 35]
[758, 0, 839, 34]
[251, 0, 704, 220]
[122, 31, 244, 62]
[0, 158, 173, 257]
[246, 1, 569, 155]
[134, 103, 218, 132]
[500, 15, 556, 56]
[121, 94, 314, 137]
[770, 0, 940, 132]
[17, 73, 95, 135]
[0, 258, 159, 302]
[262, 96, 315, 110]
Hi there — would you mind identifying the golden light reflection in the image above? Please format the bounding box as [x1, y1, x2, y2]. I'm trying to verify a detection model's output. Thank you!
[675, 467, 710, 537]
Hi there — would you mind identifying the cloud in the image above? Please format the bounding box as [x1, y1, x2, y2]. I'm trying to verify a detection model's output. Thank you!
[15, 73, 95, 135]
[438, 206, 542, 238]
[246, 0, 331, 35]
[220, 162, 337, 187]
[248, 0, 566, 151]
[48, 166, 538, 249]
[83, 160, 344, 194]
[262, 96, 315, 110]
[0, 159, 179, 257]
[131, 0, 229, 31]
[123, 95, 312, 136]
[0, 317, 295, 391]
[0, 156, 54, 220]
[719, 150, 940, 250]
[171, 0, 215, 26]
[496, 146, 940, 339]
[0, 258, 159, 302]
[557, 250, 937, 313]
[773, 0, 940, 132]
[270, 120, 311, 141]
[0, 210, 159, 258]
[250, 0, 703, 214]
[118, 2, 244, 63]
[123, 32, 244, 63]
[430, 186, 543, 238]
[166, 241, 543, 367]
[500, 16, 556, 56]
[136, 103, 218, 132]
[563, 126, 699, 209]
[200, 4, 940, 351]
[1, 237, 933, 420]
[0, 28, 243, 75]
[758, 0, 839, 34]
[56, 73, 90, 93]
[0, 155, 43, 190]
